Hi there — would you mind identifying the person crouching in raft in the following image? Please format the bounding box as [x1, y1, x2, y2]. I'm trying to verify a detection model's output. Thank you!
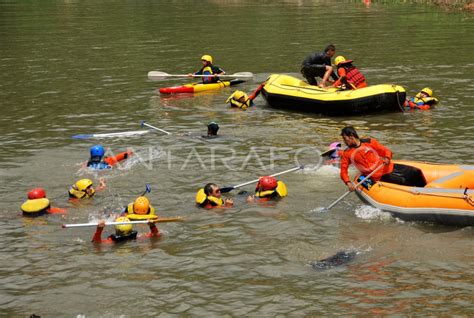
[188, 55, 225, 84]
[87, 145, 133, 170]
[68, 178, 105, 201]
[340, 126, 426, 191]
[403, 87, 438, 110]
[331, 56, 367, 90]
[246, 176, 287, 203]
[21, 188, 67, 217]
[91, 216, 160, 244]
[123, 196, 157, 221]
[196, 183, 233, 209]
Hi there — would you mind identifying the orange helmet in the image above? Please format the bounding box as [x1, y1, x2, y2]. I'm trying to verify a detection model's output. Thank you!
[257, 176, 278, 191]
[133, 196, 150, 215]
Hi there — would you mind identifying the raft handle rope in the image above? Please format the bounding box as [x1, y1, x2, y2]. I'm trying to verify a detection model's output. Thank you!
[379, 182, 473, 201]
[464, 188, 474, 206]
[394, 86, 405, 113]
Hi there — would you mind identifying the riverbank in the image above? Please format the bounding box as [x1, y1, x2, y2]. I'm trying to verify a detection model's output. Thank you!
[401, 0, 474, 11]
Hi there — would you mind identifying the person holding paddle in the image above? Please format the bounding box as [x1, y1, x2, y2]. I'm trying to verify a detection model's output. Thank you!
[340, 126, 426, 192]
[196, 183, 233, 209]
[92, 216, 160, 244]
[188, 55, 225, 84]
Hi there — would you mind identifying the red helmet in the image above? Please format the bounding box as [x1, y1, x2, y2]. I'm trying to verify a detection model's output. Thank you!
[28, 188, 46, 200]
[257, 176, 278, 191]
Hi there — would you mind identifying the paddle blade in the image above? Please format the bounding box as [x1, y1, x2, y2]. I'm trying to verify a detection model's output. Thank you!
[148, 71, 171, 80]
[219, 187, 235, 193]
[72, 134, 93, 139]
[232, 72, 254, 78]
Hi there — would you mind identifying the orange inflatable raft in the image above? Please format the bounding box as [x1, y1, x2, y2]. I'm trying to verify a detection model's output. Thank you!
[355, 160, 474, 226]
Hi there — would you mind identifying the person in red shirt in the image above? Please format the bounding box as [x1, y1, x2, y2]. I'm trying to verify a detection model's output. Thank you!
[91, 217, 160, 244]
[340, 126, 426, 191]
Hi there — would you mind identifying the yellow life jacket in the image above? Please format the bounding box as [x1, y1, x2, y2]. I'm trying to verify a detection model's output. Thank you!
[68, 186, 95, 199]
[226, 91, 250, 110]
[125, 203, 157, 220]
[196, 188, 224, 207]
[255, 181, 288, 199]
[21, 198, 50, 215]
[414, 92, 439, 105]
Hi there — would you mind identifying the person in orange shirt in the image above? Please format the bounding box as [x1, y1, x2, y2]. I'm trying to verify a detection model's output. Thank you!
[332, 56, 367, 89]
[91, 217, 160, 244]
[339, 126, 425, 191]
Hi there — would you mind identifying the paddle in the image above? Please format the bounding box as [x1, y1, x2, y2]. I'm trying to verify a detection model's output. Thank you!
[148, 71, 254, 80]
[62, 217, 184, 228]
[72, 130, 150, 140]
[140, 184, 151, 196]
[141, 121, 172, 135]
[220, 166, 303, 193]
[321, 163, 385, 211]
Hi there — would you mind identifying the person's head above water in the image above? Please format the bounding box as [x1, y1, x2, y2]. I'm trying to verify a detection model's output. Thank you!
[90, 145, 105, 159]
[207, 122, 219, 136]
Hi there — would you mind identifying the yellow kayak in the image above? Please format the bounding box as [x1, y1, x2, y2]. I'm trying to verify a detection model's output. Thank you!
[159, 79, 245, 94]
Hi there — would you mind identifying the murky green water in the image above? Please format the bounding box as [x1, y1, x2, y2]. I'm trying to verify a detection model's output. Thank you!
[0, 0, 473, 316]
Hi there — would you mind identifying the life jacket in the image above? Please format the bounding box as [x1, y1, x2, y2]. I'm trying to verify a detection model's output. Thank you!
[125, 203, 157, 220]
[342, 65, 366, 88]
[255, 181, 288, 200]
[109, 231, 138, 243]
[21, 198, 50, 217]
[196, 188, 224, 208]
[404, 93, 438, 109]
[226, 92, 251, 110]
[202, 66, 218, 84]
[87, 159, 111, 170]
[68, 187, 95, 199]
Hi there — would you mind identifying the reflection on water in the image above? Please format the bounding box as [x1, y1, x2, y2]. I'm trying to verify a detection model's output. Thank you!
[0, 0, 473, 316]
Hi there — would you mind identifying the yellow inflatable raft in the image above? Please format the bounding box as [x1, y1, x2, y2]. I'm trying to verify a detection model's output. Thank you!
[261, 74, 406, 115]
[355, 160, 474, 226]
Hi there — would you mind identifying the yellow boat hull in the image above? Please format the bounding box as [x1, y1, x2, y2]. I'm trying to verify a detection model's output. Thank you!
[261, 74, 406, 115]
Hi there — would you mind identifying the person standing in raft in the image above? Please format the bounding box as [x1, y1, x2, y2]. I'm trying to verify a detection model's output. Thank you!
[68, 178, 106, 200]
[301, 44, 338, 88]
[188, 55, 225, 84]
[331, 56, 367, 89]
[92, 217, 160, 244]
[202, 122, 219, 139]
[246, 176, 288, 203]
[21, 188, 66, 217]
[340, 126, 426, 191]
[123, 196, 157, 221]
[87, 145, 133, 170]
[404, 87, 438, 110]
[196, 183, 233, 209]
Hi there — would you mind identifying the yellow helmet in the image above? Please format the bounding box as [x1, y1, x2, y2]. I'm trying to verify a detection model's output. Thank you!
[75, 179, 93, 191]
[334, 56, 346, 66]
[233, 90, 246, 100]
[133, 196, 150, 215]
[421, 87, 433, 97]
[115, 216, 132, 235]
[201, 55, 213, 64]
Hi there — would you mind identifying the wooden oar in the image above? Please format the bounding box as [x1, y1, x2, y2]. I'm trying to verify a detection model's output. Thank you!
[148, 71, 254, 80]
[62, 216, 184, 228]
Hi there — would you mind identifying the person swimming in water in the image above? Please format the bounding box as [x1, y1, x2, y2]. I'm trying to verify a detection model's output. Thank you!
[91, 216, 160, 243]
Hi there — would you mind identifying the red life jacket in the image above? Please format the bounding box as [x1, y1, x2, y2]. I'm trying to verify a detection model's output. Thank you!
[344, 65, 366, 87]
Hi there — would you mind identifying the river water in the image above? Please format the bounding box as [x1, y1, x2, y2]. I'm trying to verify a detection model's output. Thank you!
[0, 0, 473, 316]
